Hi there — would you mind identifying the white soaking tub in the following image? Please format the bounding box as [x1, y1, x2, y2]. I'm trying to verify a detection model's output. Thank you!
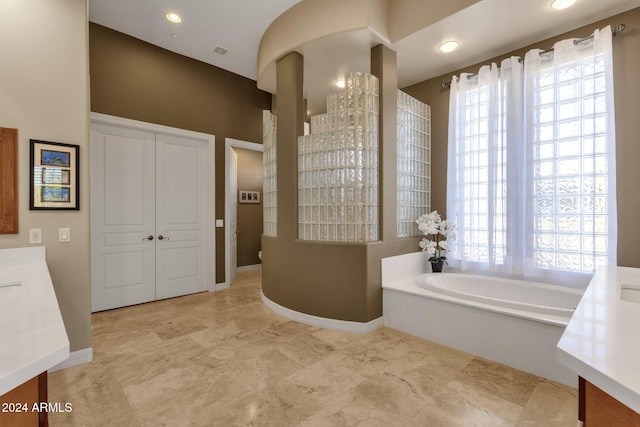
[415, 273, 582, 318]
[381, 253, 583, 387]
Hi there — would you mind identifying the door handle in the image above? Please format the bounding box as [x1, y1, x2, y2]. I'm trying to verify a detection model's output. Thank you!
[143, 235, 154, 241]
[158, 235, 170, 240]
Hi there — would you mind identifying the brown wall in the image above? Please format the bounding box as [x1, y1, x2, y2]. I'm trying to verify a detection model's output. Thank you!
[262, 52, 373, 322]
[403, 7, 640, 268]
[262, 47, 421, 323]
[89, 23, 272, 282]
[235, 148, 263, 267]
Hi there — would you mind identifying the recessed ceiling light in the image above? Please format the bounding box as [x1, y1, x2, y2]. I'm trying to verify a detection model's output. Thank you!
[170, 33, 180, 39]
[166, 12, 182, 23]
[551, 0, 576, 10]
[439, 41, 459, 53]
[335, 79, 345, 89]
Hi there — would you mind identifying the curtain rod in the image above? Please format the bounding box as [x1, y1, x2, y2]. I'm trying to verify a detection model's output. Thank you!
[440, 24, 625, 89]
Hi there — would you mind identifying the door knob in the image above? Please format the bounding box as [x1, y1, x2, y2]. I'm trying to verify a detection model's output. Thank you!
[143, 235, 154, 241]
[158, 235, 170, 240]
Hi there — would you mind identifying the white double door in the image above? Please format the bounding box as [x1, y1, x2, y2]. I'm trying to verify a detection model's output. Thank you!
[91, 120, 210, 312]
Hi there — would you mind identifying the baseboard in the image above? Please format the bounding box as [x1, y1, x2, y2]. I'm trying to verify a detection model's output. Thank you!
[48, 347, 93, 372]
[237, 264, 261, 272]
[261, 291, 383, 334]
[213, 282, 230, 291]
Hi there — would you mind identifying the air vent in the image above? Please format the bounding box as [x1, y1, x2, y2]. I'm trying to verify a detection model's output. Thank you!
[213, 46, 230, 56]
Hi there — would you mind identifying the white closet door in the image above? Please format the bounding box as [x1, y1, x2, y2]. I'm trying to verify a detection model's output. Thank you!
[91, 124, 156, 312]
[155, 133, 208, 300]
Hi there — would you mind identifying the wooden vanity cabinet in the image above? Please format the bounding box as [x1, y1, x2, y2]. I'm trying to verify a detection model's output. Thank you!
[580, 376, 640, 426]
[0, 127, 18, 234]
[0, 372, 48, 427]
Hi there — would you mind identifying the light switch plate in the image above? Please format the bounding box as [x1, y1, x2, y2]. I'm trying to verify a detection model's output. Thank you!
[215, 219, 224, 228]
[58, 228, 71, 243]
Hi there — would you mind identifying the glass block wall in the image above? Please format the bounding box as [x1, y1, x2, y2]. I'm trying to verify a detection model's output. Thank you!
[397, 90, 431, 238]
[263, 110, 277, 237]
[298, 72, 379, 242]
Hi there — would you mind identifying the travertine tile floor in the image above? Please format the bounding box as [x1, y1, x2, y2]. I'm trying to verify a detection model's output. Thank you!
[49, 270, 578, 426]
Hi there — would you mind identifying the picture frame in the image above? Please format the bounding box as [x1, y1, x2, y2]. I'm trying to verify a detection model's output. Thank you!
[30, 139, 79, 210]
[238, 190, 260, 204]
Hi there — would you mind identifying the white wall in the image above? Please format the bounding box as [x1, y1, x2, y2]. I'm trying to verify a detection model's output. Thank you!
[0, 0, 91, 352]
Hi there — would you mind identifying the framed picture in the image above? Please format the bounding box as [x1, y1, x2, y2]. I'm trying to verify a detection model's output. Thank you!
[238, 190, 261, 204]
[30, 139, 79, 210]
[42, 168, 71, 185]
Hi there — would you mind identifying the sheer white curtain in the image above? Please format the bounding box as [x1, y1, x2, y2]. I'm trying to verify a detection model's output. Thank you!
[447, 27, 616, 286]
[447, 57, 523, 272]
[523, 26, 616, 285]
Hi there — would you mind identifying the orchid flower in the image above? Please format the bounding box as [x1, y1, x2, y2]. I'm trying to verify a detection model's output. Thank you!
[415, 210, 456, 262]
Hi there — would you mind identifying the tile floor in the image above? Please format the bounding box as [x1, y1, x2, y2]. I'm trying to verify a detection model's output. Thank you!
[49, 270, 578, 426]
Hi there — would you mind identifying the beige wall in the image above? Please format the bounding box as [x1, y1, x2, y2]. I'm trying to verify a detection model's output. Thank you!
[235, 148, 263, 267]
[0, 0, 91, 352]
[388, 0, 479, 41]
[257, 0, 391, 91]
[403, 7, 640, 269]
[89, 23, 273, 283]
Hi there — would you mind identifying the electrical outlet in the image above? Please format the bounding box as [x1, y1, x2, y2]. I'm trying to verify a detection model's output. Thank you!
[29, 228, 42, 244]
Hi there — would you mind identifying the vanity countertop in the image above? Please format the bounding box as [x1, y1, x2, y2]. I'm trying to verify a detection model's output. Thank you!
[0, 247, 69, 396]
[557, 265, 640, 413]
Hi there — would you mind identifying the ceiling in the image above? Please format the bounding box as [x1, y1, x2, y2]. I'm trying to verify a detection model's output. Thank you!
[89, 0, 302, 82]
[89, 0, 640, 115]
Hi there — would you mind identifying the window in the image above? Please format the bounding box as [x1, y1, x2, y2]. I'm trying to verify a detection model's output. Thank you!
[526, 40, 614, 274]
[447, 27, 616, 283]
[448, 59, 520, 271]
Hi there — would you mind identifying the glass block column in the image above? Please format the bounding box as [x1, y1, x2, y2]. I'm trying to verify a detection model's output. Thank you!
[298, 72, 379, 242]
[397, 90, 431, 238]
[263, 110, 277, 237]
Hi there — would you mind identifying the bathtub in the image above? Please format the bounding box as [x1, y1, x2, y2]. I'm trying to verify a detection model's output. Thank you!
[381, 253, 582, 387]
[416, 273, 582, 320]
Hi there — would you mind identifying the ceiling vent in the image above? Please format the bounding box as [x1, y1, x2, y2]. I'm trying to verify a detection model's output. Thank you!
[213, 46, 230, 56]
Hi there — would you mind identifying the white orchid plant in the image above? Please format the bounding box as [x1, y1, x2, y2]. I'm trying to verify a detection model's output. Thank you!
[416, 211, 456, 263]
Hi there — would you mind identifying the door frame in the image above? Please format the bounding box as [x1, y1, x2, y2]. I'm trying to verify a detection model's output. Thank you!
[223, 138, 263, 289]
[90, 112, 216, 292]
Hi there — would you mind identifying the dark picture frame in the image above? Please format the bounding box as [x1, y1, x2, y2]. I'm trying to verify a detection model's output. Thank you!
[30, 139, 79, 210]
[238, 190, 261, 204]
